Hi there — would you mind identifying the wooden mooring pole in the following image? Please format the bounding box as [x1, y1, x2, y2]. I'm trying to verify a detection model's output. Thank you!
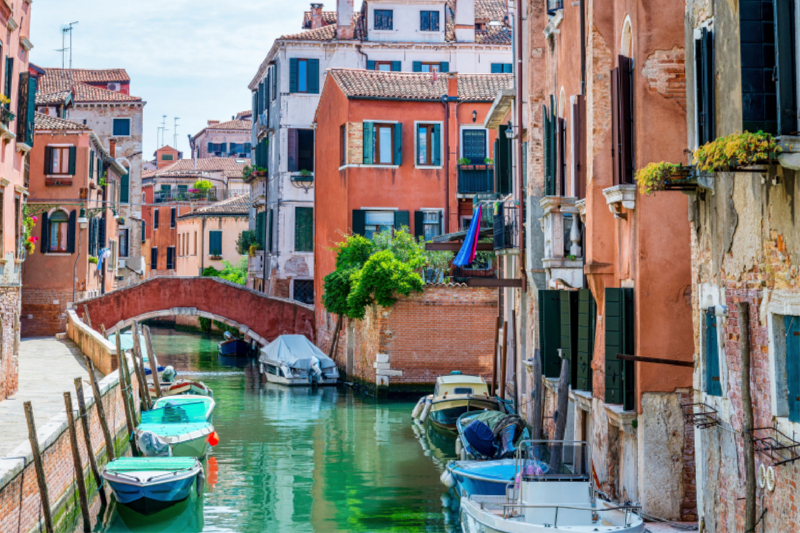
[499, 321, 508, 400]
[115, 332, 136, 436]
[83, 304, 92, 329]
[491, 316, 500, 396]
[74, 377, 106, 505]
[82, 355, 115, 461]
[23, 402, 54, 533]
[64, 392, 92, 533]
[738, 301, 756, 532]
[131, 322, 151, 410]
[144, 325, 163, 399]
[100, 324, 108, 340]
[530, 348, 543, 440]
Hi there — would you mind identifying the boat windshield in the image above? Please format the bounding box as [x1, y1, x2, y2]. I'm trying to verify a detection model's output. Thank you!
[453, 387, 474, 395]
[140, 402, 210, 425]
[517, 440, 590, 481]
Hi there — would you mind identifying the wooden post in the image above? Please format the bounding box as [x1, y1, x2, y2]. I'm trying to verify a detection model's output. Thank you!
[531, 348, 544, 440]
[328, 315, 343, 359]
[100, 324, 108, 340]
[64, 392, 92, 533]
[131, 322, 151, 410]
[83, 304, 92, 329]
[549, 353, 570, 474]
[73, 378, 106, 505]
[738, 302, 756, 532]
[511, 311, 518, 409]
[24, 402, 54, 533]
[499, 321, 508, 399]
[144, 326, 162, 399]
[82, 355, 115, 461]
[491, 316, 501, 396]
[115, 332, 136, 436]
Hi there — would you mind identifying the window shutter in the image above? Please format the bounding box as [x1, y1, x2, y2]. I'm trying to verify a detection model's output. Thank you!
[141, 220, 146, 243]
[154, 209, 159, 229]
[308, 59, 320, 94]
[440, 62, 449, 73]
[255, 211, 265, 248]
[696, 29, 716, 145]
[68, 146, 77, 175]
[210, 231, 222, 256]
[89, 152, 94, 179]
[171, 207, 176, 228]
[120, 173, 129, 203]
[433, 124, 441, 166]
[576, 289, 596, 392]
[67, 210, 77, 254]
[491, 63, 502, 73]
[559, 290, 579, 388]
[421, 11, 429, 31]
[774, 0, 796, 136]
[287, 128, 298, 171]
[44, 146, 52, 174]
[352, 209, 366, 236]
[40, 211, 48, 253]
[705, 309, 722, 396]
[414, 211, 425, 239]
[412, 61, 422, 72]
[271, 66, 277, 99]
[151, 247, 158, 268]
[604, 287, 635, 409]
[618, 56, 634, 184]
[393, 122, 403, 165]
[391, 61, 401, 72]
[252, 91, 258, 118]
[99, 216, 106, 247]
[368, 60, 376, 70]
[577, 96, 587, 198]
[538, 289, 562, 378]
[268, 209, 274, 252]
[394, 210, 409, 230]
[363, 122, 374, 164]
[740, 0, 777, 134]
[221, 143, 228, 153]
[521, 141, 527, 188]
[503, 64, 513, 73]
[4, 57, 12, 102]
[497, 124, 511, 195]
[16, 72, 27, 142]
[610, 68, 621, 186]
[289, 57, 299, 93]
[167, 247, 174, 270]
[207, 142, 213, 154]
[572, 99, 581, 197]
[295, 207, 314, 252]
[785, 316, 800, 422]
[543, 105, 554, 196]
[432, 11, 440, 31]
[549, 98, 557, 192]
[557, 118, 566, 196]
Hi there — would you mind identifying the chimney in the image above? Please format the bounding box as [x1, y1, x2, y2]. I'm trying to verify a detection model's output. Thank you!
[310, 3, 324, 29]
[207, 120, 220, 126]
[336, 0, 354, 39]
[454, 0, 476, 42]
[109, 139, 117, 157]
[447, 74, 458, 98]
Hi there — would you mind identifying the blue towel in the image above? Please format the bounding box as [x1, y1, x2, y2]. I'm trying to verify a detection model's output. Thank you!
[453, 205, 482, 267]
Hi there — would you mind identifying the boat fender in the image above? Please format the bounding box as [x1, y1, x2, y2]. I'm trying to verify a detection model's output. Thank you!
[440, 469, 456, 489]
[196, 468, 205, 497]
[419, 397, 433, 424]
[454, 437, 462, 457]
[411, 397, 425, 419]
[208, 431, 220, 447]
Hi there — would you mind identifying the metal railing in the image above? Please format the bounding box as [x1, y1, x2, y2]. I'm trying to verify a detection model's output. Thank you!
[153, 188, 249, 203]
[458, 167, 494, 194]
[493, 204, 517, 250]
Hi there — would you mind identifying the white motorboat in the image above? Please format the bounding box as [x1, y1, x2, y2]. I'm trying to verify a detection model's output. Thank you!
[259, 335, 340, 386]
[459, 440, 645, 533]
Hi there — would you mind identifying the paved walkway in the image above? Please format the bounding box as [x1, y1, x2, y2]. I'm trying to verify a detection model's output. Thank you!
[0, 337, 103, 459]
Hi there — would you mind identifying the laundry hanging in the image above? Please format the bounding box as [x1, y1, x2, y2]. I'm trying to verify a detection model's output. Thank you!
[453, 204, 483, 267]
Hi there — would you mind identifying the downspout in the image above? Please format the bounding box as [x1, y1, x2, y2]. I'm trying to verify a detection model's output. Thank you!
[441, 95, 450, 233]
[200, 217, 206, 276]
[580, 0, 586, 94]
[515, 0, 526, 293]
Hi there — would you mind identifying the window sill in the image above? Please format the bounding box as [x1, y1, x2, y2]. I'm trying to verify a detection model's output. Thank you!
[16, 142, 31, 154]
[414, 165, 443, 170]
[44, 252, 72, 256]
[0, 122, 15, 143]
[339, 164, 400, 170]
[209, 256, 223, 260]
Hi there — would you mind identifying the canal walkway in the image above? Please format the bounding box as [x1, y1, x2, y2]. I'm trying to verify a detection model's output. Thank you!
[0, 337, 102, 459]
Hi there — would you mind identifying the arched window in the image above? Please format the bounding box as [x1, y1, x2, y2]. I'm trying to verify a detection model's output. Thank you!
[49, 211, 69, 252]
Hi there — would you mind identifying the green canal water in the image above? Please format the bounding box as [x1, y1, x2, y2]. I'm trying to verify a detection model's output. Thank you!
[87, 327, 462, 533]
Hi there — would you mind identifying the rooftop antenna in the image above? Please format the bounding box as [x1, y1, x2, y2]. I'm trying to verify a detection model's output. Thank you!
[160, 115, 167, 147]
[63, 22, 79, 89]
[173, 117, 180, 150]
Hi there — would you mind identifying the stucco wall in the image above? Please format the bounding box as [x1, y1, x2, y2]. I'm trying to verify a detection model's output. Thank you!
[175, 215, 248, 276]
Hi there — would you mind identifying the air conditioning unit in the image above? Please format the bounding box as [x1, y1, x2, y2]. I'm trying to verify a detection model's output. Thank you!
[118, 259, 127, 269]
[107, 82, 121, 92]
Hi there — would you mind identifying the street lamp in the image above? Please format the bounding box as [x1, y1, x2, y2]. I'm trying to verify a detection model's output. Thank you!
[78, 207, 88, 229]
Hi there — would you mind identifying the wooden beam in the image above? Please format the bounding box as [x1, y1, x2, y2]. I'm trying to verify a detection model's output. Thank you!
[64, 392, 91, 533]
[466, 278, 523, 288]
[24, 402, 54, 533]
[425, 242, 495, 251]
[616, 354, 694, 368]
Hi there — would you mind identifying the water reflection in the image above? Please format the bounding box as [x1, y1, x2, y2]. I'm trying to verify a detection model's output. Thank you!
[83, 326, 460, 533]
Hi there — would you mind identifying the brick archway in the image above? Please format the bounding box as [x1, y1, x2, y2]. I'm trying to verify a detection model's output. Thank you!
[80, 276, 315, 345]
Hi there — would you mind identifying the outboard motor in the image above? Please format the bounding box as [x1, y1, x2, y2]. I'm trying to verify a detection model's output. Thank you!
[309, 356, 323, 384]
[137, 431, 172, 457]
[161, 365, 177, 383]
[223, 331, 233, 341]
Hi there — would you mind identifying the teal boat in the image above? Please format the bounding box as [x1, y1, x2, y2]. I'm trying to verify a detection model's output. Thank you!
[152, 396, 215, 423]
[134, 402, 215, 459]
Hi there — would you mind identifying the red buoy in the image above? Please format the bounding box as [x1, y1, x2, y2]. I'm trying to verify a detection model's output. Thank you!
[208, 431, 220, 446]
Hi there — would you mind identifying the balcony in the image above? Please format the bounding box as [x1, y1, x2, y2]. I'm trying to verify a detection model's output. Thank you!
[251, 179, 267, 205]
[539, 196, 584, 288]
[493, 204, 518, 251]
[248, 250, 264, 275]
[458, 165, 494, 194]
[154, 188, 249, 204]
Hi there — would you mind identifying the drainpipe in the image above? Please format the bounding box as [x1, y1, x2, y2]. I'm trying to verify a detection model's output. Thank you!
[515, 0, 526, 293]
[200, 217, 206, 276]
[580, 0, 586, 94]
[441, 95, 450, 233]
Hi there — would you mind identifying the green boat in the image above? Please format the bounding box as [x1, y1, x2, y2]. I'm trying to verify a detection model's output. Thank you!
[134, 402, 215, 459]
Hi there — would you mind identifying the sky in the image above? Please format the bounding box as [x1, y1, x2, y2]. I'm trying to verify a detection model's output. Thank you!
[30, 0, 313, 160]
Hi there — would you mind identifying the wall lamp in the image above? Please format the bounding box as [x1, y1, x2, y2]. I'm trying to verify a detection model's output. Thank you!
[472, 110, 478, 123]
[505, 121, 518, 139]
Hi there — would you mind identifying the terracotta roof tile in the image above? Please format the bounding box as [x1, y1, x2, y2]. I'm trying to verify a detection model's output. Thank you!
[474, 0, 509, 22]
[205, 119, 252, 131]
[35, 90, 71, 105]
[302, 11, 337, 28]
[34, 112, 91, 131]
[476, 27, 512, 44]
[38, 69, 142, 104]
[143, 158, 250, 179]
[280, 13, 366, 41]
[327, 69, 512, 101]
[44, 68, 131, 83]
[180, 193, 251, 218]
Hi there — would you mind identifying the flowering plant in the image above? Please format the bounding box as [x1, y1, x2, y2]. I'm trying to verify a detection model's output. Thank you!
[23, 215, 37, 255]
[0, 95, 10, 106]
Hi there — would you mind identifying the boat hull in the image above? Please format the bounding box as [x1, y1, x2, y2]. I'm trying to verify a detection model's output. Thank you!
[134, 428, 212, 459]
[447, 459, 516, 497]
[218, 338, 251, 356]
[260, 362, 338, 386]
[109, 477, 196, 516]
[428, 397, 503, 436]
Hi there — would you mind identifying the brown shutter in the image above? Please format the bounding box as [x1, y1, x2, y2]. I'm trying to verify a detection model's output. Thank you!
[618, 55, 634, 184]
[557, 118, 566, 196]
[573, 95, 587, 199]
[287, 128, 298, 172]
[610, 66, 621, 186]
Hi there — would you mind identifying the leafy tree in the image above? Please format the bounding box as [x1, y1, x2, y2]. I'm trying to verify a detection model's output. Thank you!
[202, 258, 247, 285]
[193, 179, 213, 190]
[236, 230, 259, 255]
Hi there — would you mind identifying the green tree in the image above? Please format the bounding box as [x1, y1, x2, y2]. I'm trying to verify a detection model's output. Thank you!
[202, 258, 247, 285]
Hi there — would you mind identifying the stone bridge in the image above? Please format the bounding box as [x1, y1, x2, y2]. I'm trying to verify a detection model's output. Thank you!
[80, 276, 315, 346]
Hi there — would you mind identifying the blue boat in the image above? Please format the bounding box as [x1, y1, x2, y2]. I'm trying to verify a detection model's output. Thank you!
[218, 331, 252, 356]
[102, 457, 204, 516]
[445, 458, 518, 497]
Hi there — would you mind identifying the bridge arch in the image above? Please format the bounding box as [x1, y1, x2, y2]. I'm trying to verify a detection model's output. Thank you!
[81, 276, 315, 346]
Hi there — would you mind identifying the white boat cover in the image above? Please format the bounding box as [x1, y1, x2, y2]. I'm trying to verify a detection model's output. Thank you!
[259, 335, 337, 370]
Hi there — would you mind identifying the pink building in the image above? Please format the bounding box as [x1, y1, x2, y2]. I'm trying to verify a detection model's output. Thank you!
[190, 119, 252, 159]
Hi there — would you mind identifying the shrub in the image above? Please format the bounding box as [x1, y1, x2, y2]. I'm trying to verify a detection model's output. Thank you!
[236, 230, 258, 255]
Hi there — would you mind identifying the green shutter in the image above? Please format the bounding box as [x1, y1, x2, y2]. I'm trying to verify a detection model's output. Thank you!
[705, 309, 722, 396]
[368, 60, 376, 70]
[4, 57, 12, 102]
[559, 291, 579, 389]
[440, 62, 449, 72]
[394, 210, 409, 230]
[576, 289, 596, 392]
[504, 64, 513, 73]
[44, 146, 52, 173]
[26, 74, 37, 145]
[605, 288, 635, 409]
[40, 211, 48, 253]
[497, 124, 511, 195]
[412, 61, 422, 72]
[352, 209, 366, 236]
[433, 124, 441, 166]
[414, 211, 425, 239]
[66, 210, 76, 254]
[785, 316, 800, 422]
[391, 61, 401, 71]
[521, 141, 528, 188]
[289, 58, 299, 93]
[539, 289, 562, 378]
[267, 209, 274, 252]
[68, 146, 77, 175]
[363, 122, 374, 164]
[774, 0, 796, 136]
[209, 231, 222, 256]
[393, 122, 403, 165]
[295, 207, 314, 252]
[308, 59, 320, 94]
[120, 173, 130, 203]
[255, 211, 265, 248]
[89, 152, 94, 179]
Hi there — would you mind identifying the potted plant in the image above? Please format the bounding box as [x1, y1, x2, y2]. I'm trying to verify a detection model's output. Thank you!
[693, 131, 782, 172]
[458, 157, 473, 169]
[22, 215, 37, 256]
[116, 216, 125, 225]
[253, 166, 268, 178]
[88, 256, 99, 264]
[484, 158, 494, 165]
[635, 162, 693, 195]
[249, 243, 262, 257]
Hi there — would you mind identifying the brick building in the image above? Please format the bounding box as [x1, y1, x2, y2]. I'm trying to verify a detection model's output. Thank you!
[22, 113, 124, 337]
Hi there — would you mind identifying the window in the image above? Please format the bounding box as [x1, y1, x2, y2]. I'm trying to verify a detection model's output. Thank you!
[695, 28, 715, 146]
[604, 287, 635, 410]
[112, 118, 131, 137]
[141, 220, 146, 243]
[119, 228, 129, 258]
[453, 387, 473, 395]
[208, 142, 226, 154]
[255, 211, 266, 249]
[295, 207, 313, 252]
[166, 246, 175, 270]
[340, 124, 347, 166]
[782, 316, 800, 421]
[364, 211, 394, 239]
[420, 63, 440, 72]
[45, 146, 75, 175]
[368, 60, 401, 71]
[610, 56, 634, 185]
[362, 122, 402, 165]
[462, 129, 487, 164]
[414, 210, 442, 241]
[48, 210, 70, 253]
[288, 129, 315, 172]
[151, 247, 158, 269]
[376, 62, 393, 71]
[412, 61, 449, 73]
[120, 173, 130, 203]
[230, 143, 246, 155]
[420, 11, 440, 31]
[374, 9, 393, 30]
[704, 309, 722, 396]
[194, 231, 197, 255]
[209, 230, 222, 257]
[161, 153, 174, 161]
[293, 280, 314, 305]
[416, 124, 441, 166]
[170, 207, 176, 228]
[289, 58, 319, 94]
[491, 63, 513, 73]
[154, 209, 159, 229]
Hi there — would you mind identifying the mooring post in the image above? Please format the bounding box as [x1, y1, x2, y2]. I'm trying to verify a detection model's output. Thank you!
[83, 304, 92, 329]
[530, 348, 544, 440]
[74, 377, 106, 504]
[23, 402, 54, 533]
[64, 392, 92, 532]
[100, 324, 108, 340]
[144, 325, 163, 399]
[131, 322, 151, 410]
[82, 355, 115, 461]
[115, 332, 136, 436]
[491, 316, 500, 396]
[499, 321, 508, 400]
[549, 352, 571, 474]
[738, 301, 756, 531]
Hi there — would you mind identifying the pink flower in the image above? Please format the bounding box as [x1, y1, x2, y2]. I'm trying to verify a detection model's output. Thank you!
[32, 216, 37, 223]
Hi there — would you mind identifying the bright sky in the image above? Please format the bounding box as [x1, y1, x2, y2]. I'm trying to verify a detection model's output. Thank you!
[30, 0, 312, 160]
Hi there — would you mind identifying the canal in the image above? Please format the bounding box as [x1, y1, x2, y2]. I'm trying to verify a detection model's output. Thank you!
[87, 326, 462, 533]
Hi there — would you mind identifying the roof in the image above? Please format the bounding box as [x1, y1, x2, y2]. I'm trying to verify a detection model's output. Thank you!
[280, 13, 366, 41]
[326, 69, 513, 102]
[205, 119, 252, 131]
[37, 69, 143, 104]
[35, 90, 71, 105]
[143, 158, 250, 179]
[45, 68, 130, 83]
[34, 112, 90, 131]
[302, 10, 337, 28]
[179, 193, 251, 218]
[436, 374, 487, 384]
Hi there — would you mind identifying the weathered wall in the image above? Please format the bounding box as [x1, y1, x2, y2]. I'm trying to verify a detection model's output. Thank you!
[0, 286, 20, 401]
[66, 309, 118, 375]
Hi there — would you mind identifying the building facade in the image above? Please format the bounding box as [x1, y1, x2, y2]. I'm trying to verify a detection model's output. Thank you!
[22, 113, 123, 337]
[190, 119, 252, 159]
[246, 0, 513, 302]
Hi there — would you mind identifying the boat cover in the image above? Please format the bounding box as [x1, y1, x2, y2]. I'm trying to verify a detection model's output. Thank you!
[461, 411, 528, 459]
[141, 403, 209, 425]
[463, 420, 496, 457]
[259, 335, 337, 370]
[136, 431, 172, 457]
[106, 457, 197, 473]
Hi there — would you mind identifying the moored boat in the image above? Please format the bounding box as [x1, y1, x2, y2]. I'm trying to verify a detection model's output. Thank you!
[152, 395, 215, 423]
[456, 410, 528, 461]
[134, 402, 217, 459]
[102, 457, 204, 516]
[259, 335, 339, 386]
[444, 459, 517, 497]
[149, 380, 213, 399]
[412, 373, 505, 436]
[218, 331, 252, 357]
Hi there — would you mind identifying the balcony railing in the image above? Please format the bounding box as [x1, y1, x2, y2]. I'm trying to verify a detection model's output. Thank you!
[458, 166, 494, 194]
[547, 0, 563, 15]
[154, 188, 249, 204]
[493, 204, 517, 250]
[248, 250, 264, 275]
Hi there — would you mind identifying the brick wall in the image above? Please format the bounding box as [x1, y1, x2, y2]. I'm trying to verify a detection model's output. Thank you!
[0, 287, 19, 401]
[641, 46, 687, 112]
[21, 288, 75, 338]
[345, 122, 363, 165]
